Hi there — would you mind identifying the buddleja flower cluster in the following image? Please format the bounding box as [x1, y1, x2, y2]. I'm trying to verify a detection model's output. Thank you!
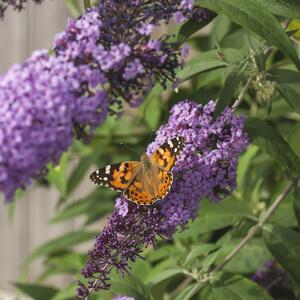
[0, 0, 44, 18]
[78, 100, 249, 298]
[0, 1, 214, 202]
[54, 0, 204, 108]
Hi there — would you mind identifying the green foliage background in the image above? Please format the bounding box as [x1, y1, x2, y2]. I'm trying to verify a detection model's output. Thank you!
[7, 0, 300, 299]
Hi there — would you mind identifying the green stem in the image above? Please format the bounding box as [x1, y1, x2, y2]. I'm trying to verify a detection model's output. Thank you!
[231, 76, 254, 111]
[187, 178, 298, 298]
[83, 0, 91, 10]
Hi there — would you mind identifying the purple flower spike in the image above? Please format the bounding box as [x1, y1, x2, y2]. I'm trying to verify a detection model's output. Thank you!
[78, 100, 249, 297]
[0, 50, 109, 202]
[53, 2, 185, 106]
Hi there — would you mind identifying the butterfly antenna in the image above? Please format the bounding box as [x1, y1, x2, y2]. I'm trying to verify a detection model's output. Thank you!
[120, 142, 140, 155]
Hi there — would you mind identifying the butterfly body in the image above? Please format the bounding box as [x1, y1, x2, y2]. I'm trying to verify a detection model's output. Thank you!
[90, 137, 185, 205]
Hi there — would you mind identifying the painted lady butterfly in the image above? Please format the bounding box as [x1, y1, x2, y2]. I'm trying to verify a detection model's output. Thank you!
[90, 137, 186, 205]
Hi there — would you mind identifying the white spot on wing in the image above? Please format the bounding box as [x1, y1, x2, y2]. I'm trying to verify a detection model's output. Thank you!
[105, 165, 111, 174]
[168, 140, 174, 148]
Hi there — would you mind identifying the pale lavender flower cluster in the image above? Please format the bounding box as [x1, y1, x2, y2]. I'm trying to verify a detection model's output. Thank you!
[112, 296, 134, 300]
[78, 100, 249, 297]
[0, 50, 108, 201]
[0, 0, 44, 18]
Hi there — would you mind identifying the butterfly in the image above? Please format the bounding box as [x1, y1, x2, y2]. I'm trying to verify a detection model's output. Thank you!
[89, 136, 186, 205]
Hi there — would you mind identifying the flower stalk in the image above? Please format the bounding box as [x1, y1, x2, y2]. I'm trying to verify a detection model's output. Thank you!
[83, 0, 91, 10]
[186, 178, 298, 298]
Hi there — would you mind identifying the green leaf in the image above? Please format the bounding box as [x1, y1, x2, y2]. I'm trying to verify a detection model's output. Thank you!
[14, 283, 58, 300]
[199, 286, 216, 300]
[144, 258, 176, 285]
[263, 224, 300, 286]
[83, 0, 91, 10]
[24, 230, 97, 266]
[142, 84, 164, 113]
[66, 151, 100, 197]
[216, 239, 272, 273]
[200, 231, 233, 274]
[47, 153, 69, 199]
[146, 245, 182, 262]
[196, 0, 300, 70]
[175, 198, 253, 238]
[269, 201, 298, 227]
[288, 123, 300, 158]
[293, 186, 300, 228]
[50, 189, 114, 223]
[177, 50, 227, 81]
[219, 29, 252, 55]
[245, 117, 300, 176]
[37, 252, 86, 281]
[273, 69, 300, 114]
[64, 0, 81, 17]
[110, 273, 151, 300]
[210, 272, 273, 300]
[52, 285, 77, 300]
[144, 95, 161, 130]
[176, 13, 216, 44]
[185, 244, 217, 265]
[210, 14, 232, 47]
[173, 284, 198, 300]
[146, 269, 183, 287]
[213, 67, 244, 118]
[256, 0, 300, 19]
[237, 145, 259, 189]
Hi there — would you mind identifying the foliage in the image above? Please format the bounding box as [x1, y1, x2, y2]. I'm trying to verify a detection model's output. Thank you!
[2, 0, 300, 299]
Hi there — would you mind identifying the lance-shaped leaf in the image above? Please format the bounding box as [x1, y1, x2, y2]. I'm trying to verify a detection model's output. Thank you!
[245, 117, 300, 176]
[256, 0, 300, 19]
[271, 69, 300, 114]
[210, 272, 273, 300]
[195, 0, 300, 70]
[263, 224, 300, 286]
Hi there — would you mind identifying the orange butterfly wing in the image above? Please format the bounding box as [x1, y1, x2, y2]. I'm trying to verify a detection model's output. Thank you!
[90, 161, 140, 191]
[150, 136, 185, 171]
[156, 170, 173, 200]
[90, 137, 185, 206]
[123, 171, 173, 205]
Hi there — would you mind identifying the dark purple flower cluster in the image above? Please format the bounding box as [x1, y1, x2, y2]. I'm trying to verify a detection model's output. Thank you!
[78, 100, 249, 298]
[252, 260, 288, 293]
[0, 0, 44, 19]
[53, 0, 201, 108]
